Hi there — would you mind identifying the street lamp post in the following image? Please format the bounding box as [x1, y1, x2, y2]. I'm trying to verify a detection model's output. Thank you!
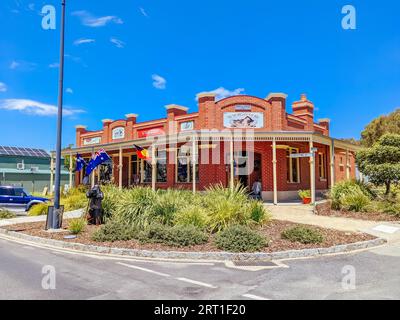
[51, 0, 66, 229]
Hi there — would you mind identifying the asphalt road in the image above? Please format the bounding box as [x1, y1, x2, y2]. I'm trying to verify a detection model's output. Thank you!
[0, 236, 399, 300]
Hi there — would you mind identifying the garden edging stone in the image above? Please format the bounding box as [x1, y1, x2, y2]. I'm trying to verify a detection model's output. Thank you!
[0, 227, 387, 261]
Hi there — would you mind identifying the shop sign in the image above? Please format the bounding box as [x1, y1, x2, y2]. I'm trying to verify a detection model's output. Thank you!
[180, 121, 194, 131]
[223, 112, 264, 129]
[235, 105, 252, 111]
[83, 137, 101, 145]
[137, 127, 165, 138]
[112, 127, 125, 140]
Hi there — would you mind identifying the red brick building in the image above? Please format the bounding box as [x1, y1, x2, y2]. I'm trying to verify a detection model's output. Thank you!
[62, 92, 359, 203]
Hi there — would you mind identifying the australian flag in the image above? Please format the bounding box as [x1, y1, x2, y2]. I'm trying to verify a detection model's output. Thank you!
[85, 149, 111, 176]
[75, 154, 86, 172]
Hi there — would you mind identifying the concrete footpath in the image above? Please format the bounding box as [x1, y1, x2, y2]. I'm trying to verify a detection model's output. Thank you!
[0, 209, 83, 227]
[267, 204, 400, 243]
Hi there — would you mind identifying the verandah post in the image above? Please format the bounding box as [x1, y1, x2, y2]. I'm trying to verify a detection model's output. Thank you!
[272, 137, 278, 205]
[151, 145, 156, 191]
[119, 146, 123, 190]
[310, 138, 316, 204]
[192, 138, 196, 194]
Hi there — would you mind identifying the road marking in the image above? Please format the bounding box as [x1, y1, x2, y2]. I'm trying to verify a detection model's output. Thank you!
[242, 293, 270, 300]
[372, 225, 400, 234]
[116, 262, 171, 277]
[176, 277, 217, 289]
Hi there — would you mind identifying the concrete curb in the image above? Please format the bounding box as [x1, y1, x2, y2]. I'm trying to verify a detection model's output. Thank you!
[0, 227, 387, 261]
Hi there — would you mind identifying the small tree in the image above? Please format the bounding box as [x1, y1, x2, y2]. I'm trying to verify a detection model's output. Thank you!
[356, 134, 400, 195]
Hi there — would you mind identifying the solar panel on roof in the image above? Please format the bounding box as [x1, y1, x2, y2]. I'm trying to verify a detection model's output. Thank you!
[0, 146, 50, 158]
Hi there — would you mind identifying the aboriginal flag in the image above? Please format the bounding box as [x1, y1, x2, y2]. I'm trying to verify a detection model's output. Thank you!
[134, 144, 150, 160]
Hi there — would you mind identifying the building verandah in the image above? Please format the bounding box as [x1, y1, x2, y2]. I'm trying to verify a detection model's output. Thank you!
[60, 132, 360, 204]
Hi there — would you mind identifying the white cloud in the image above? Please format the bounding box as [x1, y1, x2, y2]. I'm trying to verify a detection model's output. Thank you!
[49, 62, 59, 68]
[9, 60, 37, 71]
[110, 37, 125, 48]
[0, 99, 84, 116]
[0, 82, 7, 92]
[72, 10, 123, 27]
[74, 38, 95, 46]
[152, 74, 167, 90]
[10, 61, 20, 69]
[66, 88, 73, 94]
[209, 87, 245, 100]
[139, 7, 148, 17]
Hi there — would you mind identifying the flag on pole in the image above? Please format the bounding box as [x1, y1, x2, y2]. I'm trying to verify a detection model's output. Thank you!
[134, 144, 150, 160]
[86, 149, 111, 176]
[75, 154, 86, 172]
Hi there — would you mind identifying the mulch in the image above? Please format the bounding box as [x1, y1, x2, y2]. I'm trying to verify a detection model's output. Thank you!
[316, 209, 400, 222]
[3, 219, 375, 253]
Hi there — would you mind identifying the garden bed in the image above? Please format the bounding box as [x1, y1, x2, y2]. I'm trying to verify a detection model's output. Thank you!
[315, 199, 400, 222]
[3, 219, 375, 253]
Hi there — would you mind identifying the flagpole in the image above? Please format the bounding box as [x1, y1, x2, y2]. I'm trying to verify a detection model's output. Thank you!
[52, 0, 66, 229]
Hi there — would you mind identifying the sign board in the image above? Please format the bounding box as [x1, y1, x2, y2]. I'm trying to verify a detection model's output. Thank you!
[180, 121, 194, 131]
[137, 127, 165, 138]
[235, 105, 252, 111]
[290, 153, 314, 158]
[83, 137, 101, 146]
[223, 112, 264, 129]
[112, 127, 125, 140]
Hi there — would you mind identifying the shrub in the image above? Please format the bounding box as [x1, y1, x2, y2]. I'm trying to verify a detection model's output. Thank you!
[112, 187, 157, 228]
[340, 187, 371, 212]
[298, 190, 311, 199]
[204, 184, 250, 232]
[214, 225, 268, 252]
[371, 200, 400, 217]
[153, 189, 193, 225]
[330, 180, 371, 210]
[61, 191, 87, 212]
[138, 223, 208, 247]
[281, 226, 324, 244]
[0, 209, 16, 220]
[101, 185, 123, 220]
[246, 201, 271, 225]
[28, 203, 50, 216]
[92, 220, 137, 242]
[68, 218, 87, 235]
[174, 204, 209, 230]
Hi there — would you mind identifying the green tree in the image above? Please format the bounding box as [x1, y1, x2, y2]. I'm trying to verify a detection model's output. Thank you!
[361, 109, 400, 147]
[356, 134, 400, 195]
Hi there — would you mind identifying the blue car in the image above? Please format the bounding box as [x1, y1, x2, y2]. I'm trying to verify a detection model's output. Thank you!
[0, 186, 49, 211]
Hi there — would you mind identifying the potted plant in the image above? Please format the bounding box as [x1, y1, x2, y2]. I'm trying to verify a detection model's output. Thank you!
[298, 190, 312, 205]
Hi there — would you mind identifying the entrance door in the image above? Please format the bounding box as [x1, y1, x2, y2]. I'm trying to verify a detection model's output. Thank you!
[227, 151, 262, 191]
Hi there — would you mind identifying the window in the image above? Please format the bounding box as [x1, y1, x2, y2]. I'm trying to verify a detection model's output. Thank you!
[156, 150, 167, 183]
[139, 150, 168, 183]
[318, 153, 326, 179]
[0, 188, 13, 196]
[14, 188, 27, 197]
[176, 146, 198, 183]
[131, 154, 142, 184]
[286, 148, 300, 183]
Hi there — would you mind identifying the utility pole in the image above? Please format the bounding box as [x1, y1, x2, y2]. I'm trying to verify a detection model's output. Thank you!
[51, 0, 66, 229]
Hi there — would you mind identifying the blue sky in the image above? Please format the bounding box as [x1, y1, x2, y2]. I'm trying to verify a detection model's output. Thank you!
[0, 0, 399, 150]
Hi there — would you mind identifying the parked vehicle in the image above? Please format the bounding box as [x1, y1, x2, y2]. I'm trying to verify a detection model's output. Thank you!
[0, 186, 49, 211]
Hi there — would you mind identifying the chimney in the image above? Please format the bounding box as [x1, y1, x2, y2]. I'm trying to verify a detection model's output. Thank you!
[125, 114, 138, 139]
[197, 92, 216, 129]
[75, 125, 87, 147]
[125, 114, 138, 125]
[292, 93, 315, 130]
[265, 93, 288, 131]
[318, 118, 330, 135]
